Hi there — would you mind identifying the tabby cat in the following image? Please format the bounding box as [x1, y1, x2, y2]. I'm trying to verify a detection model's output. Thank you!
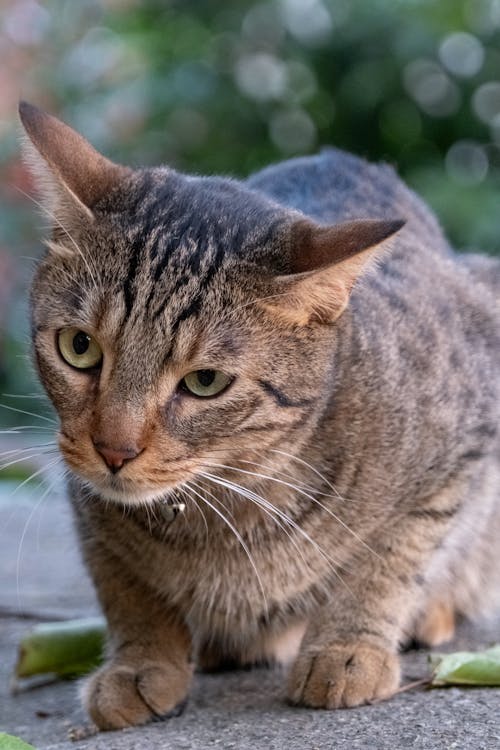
[19, 101, 500, 731]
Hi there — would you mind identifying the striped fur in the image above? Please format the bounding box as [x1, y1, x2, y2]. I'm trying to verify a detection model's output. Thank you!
[22, 106, 500, 729]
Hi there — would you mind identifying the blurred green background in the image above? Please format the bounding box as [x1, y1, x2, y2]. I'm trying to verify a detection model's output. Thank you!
[1, 0, 500, 426]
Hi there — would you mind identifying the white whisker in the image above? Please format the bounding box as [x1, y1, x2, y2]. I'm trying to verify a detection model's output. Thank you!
[9, 456, 61, 496]
[0, 426, 53, 434]
[36, 468, 68, 551]
[184, 479, 268, 616]
[15, 457, 63, 607]
[206, 461, 381, 563]
[196, 475, 311, 571]
[191, 478, 238, 524]
[0, 442, 57, 459]
[2, 393, 48, 400]
[0, 450, 59, 473]
[16, 186, 100, 291]
[199, 470, 352, 596]
[231, 291, 293, 314]
[178, 485, 209, 541]
[0, 403, 57, 424]
[270, 448, 352, 503]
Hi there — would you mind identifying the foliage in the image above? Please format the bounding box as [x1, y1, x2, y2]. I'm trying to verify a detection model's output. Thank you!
[430, 646, 500, 686]
[0, 734, 35, 750]
[15, 617, 106, 680]
[1, 0, 500, 412]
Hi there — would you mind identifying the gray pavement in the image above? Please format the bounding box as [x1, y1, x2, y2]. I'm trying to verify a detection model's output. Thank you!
[1, 457, 500, 749]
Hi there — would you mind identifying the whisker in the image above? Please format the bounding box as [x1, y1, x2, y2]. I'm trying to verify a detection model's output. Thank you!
[16, 186, 100, 291]
[9, 456, 62, 496]
[196, 475, 312, 572]
[231, 291, 293, 314]
[270, 449, 353, 503]
[15, 457, 63, 607]
[199, 471, 352, 596]
[0, 442, 57, 458]
[184, 479, 268, 616]
[191, 478, 238, 524]
[232, 457, 321, 496]
[202, 447, 386, 508]
[0, 403, 57, 424]
[2, 392, 48, 400]
[36, 467, 68, 551]
[0, 450, 59, 473]
[0, 426, 53, 434]
[142, 497, 154, 536]
[178, 484, 209, 541]
[205, 461, 382, 563]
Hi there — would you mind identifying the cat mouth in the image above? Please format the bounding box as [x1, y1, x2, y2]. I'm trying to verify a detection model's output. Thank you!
[59, 437, 186, 505]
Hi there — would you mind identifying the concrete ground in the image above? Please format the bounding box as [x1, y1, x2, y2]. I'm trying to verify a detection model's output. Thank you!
[1, 456, 500, 750]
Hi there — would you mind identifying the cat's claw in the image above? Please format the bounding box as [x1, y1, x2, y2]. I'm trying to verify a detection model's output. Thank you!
[287, 642, 400, 709]
[82, 660, 192, 730]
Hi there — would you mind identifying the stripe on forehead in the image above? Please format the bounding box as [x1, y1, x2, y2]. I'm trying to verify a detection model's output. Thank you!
[118, 169, 289, 336]
[122, 180, 231, 321]
[161, 242, 226, 364]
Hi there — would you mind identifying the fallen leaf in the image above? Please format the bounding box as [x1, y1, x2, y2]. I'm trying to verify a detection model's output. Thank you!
[15, 617, 106, 681]
[430, 645, 500, 686]
[0, 733, 36, 750]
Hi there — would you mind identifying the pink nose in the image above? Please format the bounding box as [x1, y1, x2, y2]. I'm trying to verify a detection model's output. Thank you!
[93, 441, 142, 473]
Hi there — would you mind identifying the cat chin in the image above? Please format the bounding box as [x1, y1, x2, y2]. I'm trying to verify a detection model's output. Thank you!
[98, 486, 172, 506]
[71, 472, 173, 507]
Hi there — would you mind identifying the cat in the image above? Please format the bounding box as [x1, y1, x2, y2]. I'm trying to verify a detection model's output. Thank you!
[19, 100, 500, 731]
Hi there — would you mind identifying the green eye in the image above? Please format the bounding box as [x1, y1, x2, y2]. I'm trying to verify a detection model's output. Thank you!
[181, 369, 232, 398]
[58, 327, 103, 369]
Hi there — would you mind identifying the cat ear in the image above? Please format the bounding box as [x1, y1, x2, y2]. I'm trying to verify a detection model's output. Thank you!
[264, 218, 405, 325]
[18, 101, 129, 225]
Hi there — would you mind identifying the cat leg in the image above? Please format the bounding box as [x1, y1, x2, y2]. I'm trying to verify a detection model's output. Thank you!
[287, 600, 401, 709]
[197, 621, 306, 671]
[287, 481, 462, 708]
[80, 546, 193, 730]
[196, 641, 248, 672]
[414, 599, 456, 647]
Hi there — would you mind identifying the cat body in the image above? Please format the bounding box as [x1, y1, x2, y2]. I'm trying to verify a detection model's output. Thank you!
[20, 102, 500, 729]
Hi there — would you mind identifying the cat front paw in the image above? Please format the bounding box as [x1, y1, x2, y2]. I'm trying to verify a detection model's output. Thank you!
[82, 659, 192, 730]
[287, 641, 400, 709]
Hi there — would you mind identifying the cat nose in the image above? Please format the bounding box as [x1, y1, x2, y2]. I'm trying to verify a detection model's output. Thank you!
[93, 440, 142, 474]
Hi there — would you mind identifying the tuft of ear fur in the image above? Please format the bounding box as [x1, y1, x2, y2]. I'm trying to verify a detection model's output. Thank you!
[19, 101, 130, 236]
[264, 218, 405, 326]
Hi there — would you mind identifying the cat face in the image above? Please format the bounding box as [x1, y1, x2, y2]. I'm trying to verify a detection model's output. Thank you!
[21, 102, 402, 505]
[32, 172, 325, 504]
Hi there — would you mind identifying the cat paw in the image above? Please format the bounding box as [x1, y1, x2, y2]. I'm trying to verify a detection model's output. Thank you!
[82, 659, 192, 730]
[287, 642, 400, 709]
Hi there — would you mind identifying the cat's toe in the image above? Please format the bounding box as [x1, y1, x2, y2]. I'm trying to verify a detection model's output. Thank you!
[287, 642, 400, 709]
[82, 660, 191, 730]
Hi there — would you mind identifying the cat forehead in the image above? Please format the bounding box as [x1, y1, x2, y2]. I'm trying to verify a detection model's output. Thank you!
[104, 168, 289, 259]
[38, 170, 272, 359]
[34, 167, 290, 370]
[66, 169, 290, 332]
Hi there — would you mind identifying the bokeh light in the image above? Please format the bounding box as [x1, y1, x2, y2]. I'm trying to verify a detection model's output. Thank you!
[445, 140, 489, 185]
[439, 32, 484, 78]
[1, 0, 500, 415]
[472, 81, 500, 125]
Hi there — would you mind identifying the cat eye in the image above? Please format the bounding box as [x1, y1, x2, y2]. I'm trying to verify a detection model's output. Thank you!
[58, 327, 103, 370]
[181, 369, 232, 398]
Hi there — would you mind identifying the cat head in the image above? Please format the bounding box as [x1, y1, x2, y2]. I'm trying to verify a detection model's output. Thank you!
[20, 101, 403, 505]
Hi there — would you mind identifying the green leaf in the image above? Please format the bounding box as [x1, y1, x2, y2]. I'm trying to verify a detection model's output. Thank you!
[0, 733, 36, 750]
[430, 645, 500, 686]
[15, 617, 106, 680]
